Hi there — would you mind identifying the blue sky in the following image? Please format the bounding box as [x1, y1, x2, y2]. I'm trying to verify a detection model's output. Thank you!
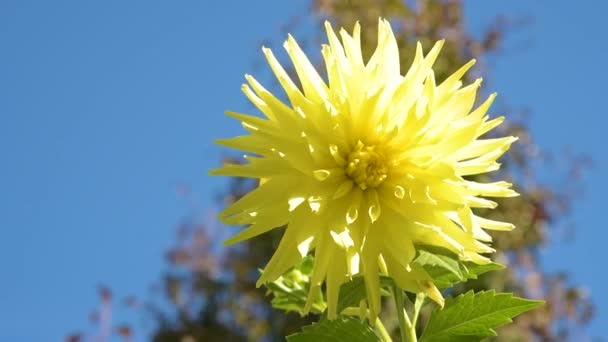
[0, 1, 605, 341]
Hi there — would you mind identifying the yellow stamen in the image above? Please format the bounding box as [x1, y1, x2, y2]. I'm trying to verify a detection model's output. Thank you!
[345, 141, 389, 190]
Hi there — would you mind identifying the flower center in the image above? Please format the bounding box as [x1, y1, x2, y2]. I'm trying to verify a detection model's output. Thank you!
[345, 141, 388, 190]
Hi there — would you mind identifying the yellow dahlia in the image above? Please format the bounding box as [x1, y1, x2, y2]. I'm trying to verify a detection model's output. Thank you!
[211, 19, 517, 320]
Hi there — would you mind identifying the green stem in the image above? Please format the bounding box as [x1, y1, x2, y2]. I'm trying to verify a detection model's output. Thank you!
[341, 307, 362, 316]
[374, 318, 393, 342]
[393, 287, 417, 342]
[411, 293, 425, 329]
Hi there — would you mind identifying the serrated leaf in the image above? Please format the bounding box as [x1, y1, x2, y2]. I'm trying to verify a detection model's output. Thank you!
[415, 249, 464, 279]
[420, 290, 544, 342]
[414, 247, 504, 289]
[287, 316, 381, 342]
[427, 262, 504, 289]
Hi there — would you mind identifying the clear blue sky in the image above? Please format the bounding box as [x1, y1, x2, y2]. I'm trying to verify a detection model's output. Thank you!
[0, 1, 605, 341]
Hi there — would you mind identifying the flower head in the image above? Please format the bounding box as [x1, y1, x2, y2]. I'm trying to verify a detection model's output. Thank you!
[211, 19, 517, 320]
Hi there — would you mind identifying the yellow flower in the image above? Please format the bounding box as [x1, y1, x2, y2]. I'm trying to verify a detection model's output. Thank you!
[211, 19, 517, 320]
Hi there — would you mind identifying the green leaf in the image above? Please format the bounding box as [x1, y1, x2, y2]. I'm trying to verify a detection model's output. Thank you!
[426, 262, 504, 289]
[337, 275, 394, 313]
[419, 290, 544, 342]
[415, 249, 464, 279]
[414, 247, 504, 289]
[265, 256, 326, 314]
[336, 276, 367, 314]
[287, 316, 382, 342]
[266, 280, 322, 314]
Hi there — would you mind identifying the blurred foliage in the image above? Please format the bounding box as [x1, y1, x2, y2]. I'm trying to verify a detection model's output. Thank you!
[67, 1, 596, 341]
